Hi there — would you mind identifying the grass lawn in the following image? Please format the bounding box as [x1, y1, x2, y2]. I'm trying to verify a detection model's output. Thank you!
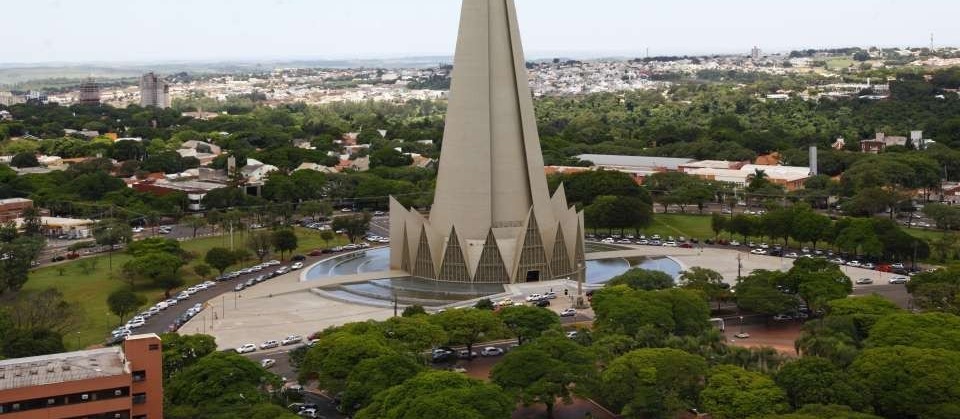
[904, 227, 945, 242]
[825, 58, 855, 70]
[22, 227, 348, 350]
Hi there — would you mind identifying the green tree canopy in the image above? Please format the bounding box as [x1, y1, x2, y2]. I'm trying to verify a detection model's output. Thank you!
[598, 348, 708, 418]
[700, 364, 789, 419]
[356, 371, 513, 419]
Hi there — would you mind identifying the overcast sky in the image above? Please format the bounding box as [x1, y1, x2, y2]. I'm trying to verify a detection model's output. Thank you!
[6, 0, 959, 64]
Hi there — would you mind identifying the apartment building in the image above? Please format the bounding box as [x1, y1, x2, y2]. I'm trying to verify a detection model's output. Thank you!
[0, 334, 163, 419]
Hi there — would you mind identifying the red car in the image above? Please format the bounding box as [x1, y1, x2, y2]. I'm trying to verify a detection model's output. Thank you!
[679, 243, 694, 249]
[308, 249, 324, 257]
[876, 264, 892, 273]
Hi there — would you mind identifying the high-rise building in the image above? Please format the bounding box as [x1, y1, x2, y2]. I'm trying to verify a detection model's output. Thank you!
[751, 46, 762, 61]
[79, 77, 101, 106]
[0, 334, 164, 418]
[389, 0, 585, 284]
[139, 73, 169, 108]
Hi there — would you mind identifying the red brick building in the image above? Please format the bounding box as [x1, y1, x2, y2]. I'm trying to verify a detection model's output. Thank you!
[0, 334, 163, 419]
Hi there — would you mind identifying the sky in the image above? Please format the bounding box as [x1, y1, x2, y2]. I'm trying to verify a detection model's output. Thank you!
[5, 0, 960, 64]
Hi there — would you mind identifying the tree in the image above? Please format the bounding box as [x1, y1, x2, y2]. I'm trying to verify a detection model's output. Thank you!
[271, 229, 298, 260]
[474, 298, 495, 310]
[711, 213, 726, 238]
[320, 230, 336, 247]
[585, 195, 652, 234]
[735, 270, 798, 316]
[497, 305, 561, 345]
[160, 333, 217, 378]
[789, 258, 852, 316]
[0, 239, 40, 294]
[864, 312, 960, 350]
[401, 305, 427, 317]
[246, 231, 272, 262]
[342, 353, 424, 414]
[20, 207, 42, 237]
[769, 404, 882, 419]
[298, 200, 333, 221]
[700, 365, 789, 419]
[2, 328, 65, 358]
[906, 268, 960, 314]
[369, 147, 414, 168]
[680, 267, 726, 309]
[492, 332, 595, 418]
[430, 308, 503, 357]
[332, 213, 373, 243]
[10, 153, 39, 168]
[121, 252, 184, 296]
[851, 346, 960, 418]
[597, 348, 708, 418]
[607, 268, 675, 291]
[183, 215, 207, 238]
[792, 210, 832, 249]
[5, 288, 81, 334]
[591, 286, 710, 338]
[193, 263, 212, 280]
[775, 357, 868, 411]
[166, 351, 286, 417]
[93, 219, 133, 274]
[205, 247, 236, 275]
[107, 289, 146, 322]
[356, 371, 513, 419]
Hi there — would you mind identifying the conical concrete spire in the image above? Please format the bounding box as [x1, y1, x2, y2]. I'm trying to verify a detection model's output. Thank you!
[429, 0, 553, 240]
[389, 0, 584, 284]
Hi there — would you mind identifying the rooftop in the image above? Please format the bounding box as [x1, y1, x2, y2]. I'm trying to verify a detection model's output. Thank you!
[577, 154, 695, 171]
[0, 347, 127, 391]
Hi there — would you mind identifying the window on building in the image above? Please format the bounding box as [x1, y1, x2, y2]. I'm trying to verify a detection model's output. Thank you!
[132, 370, 146, 382]
[132, 393, 147, 405]
[148, 344, 160, 351]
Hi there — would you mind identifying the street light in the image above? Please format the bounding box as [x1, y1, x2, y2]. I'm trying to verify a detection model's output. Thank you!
[739, 316, 744, 335]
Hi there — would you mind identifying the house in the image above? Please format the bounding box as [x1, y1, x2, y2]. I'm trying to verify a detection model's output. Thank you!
[861, 132, 908, 153]
[133, 179, 227, 211]
[293, 139, 315, 150]
[294, 163, 338, 174]
[239, 158, 279, 183]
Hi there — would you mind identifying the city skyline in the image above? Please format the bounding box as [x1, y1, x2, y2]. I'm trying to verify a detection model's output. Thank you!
[4, 0, 960, 64]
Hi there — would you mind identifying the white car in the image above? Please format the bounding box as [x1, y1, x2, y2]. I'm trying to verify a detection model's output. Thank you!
[260, 340, 280, 349]
[291, 262, 304, 270]
[566, 331, 579, 339]
[525, 294, 543, 302]
[750, 249, 767, 255]
[480, 347, 503, 356]
[261, 358, 276, 369]
[126, 319, 146, 329]
[236, 344, 257, 354]
[543, 291, 557, 299]
[785, 252, 799, 258]
[662, 241, 678, 247]
[560, 308, 577, 317]
[281, 335, 303, 346]
[889, 276, 909, 284]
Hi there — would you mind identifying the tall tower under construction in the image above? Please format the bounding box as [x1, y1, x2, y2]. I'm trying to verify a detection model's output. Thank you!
[139, 72, 169, 108]
[78, 77, 101, 106]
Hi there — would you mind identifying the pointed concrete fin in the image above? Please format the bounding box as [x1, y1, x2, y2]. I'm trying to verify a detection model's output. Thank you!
[412, 226, 436, 279]
[514, 210, 551, 282]
[550, 222, 573, 278]
[475, 228, 510, 283]
[400, 224, 411, 273]
[439, 226, 471, 282]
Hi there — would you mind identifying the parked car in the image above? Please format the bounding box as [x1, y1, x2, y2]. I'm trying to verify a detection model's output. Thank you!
[236, 344, 256, 354]
[773, 314, 793, 321]
[281, 335, 303, 346]
[457, 350, 478, 359]
[560, 308, 577, 317]
[525, 294, 543, 302]
[480, 347, 504, 356]
[291, 262, 304, 270]
[889, 276, 909, 284]
[260, 340, 280, 349]
[566, 331, 579, 339]
[291, 255, 306, 262]
[855, 278, 874, 285]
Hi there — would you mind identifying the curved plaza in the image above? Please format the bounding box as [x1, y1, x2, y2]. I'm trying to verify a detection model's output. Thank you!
[181, 244, 897, 350]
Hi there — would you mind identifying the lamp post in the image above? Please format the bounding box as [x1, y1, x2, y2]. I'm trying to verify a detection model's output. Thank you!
[576, 262, 586, 309]
[737, 253, 743, 279]
[739, 316, 744, 335]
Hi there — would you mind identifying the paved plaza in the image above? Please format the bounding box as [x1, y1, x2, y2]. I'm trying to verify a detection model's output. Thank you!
[182, 245, 900, 350]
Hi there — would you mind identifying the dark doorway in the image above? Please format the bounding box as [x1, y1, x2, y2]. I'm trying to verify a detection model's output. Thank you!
[525, 270, 540, 282]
